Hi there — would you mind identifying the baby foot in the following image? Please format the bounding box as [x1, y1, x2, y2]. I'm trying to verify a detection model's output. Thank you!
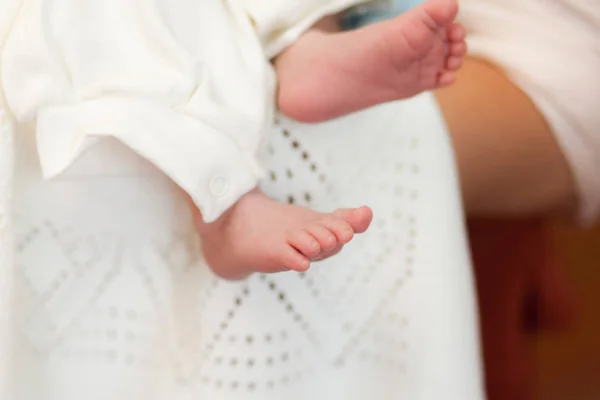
[276, 0, 466, 122]
[191, 189, 373, 280]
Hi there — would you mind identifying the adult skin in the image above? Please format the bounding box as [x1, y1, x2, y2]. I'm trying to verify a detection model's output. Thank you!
[436, 57, 576, 217]
[437, 58, 577, 400]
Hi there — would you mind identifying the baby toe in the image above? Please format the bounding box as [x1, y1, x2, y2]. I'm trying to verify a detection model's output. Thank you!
[287, 229, 321, 259]
[280, 246, 311, 272]
[334, 206, 373, 234]
[437, 71, 456, 86]
[446, 56, 463, 71]
[449, 42, 467, 58]
[323, 218, 355, 245]
[447, 23, 466, 42]
[306, 224, 338, 253]
[314, 244, 344, 262]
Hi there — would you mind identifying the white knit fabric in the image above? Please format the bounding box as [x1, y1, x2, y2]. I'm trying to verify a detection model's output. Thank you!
[0, 2, 20, 396]
[1, 94, 484, 400]
[0, 106, 16, 400]
[0, 0, 483, 398]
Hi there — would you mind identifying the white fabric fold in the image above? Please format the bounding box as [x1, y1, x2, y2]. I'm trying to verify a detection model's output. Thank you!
[241, 0, 369, 57]
[1, 0, 274, 223]
[36, 97, 263, 223]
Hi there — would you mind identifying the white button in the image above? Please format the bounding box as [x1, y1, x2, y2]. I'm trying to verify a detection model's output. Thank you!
[209, 176, 229, 196]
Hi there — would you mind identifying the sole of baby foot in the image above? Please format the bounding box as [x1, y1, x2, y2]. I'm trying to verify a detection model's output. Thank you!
[192, 189, 373, 280]
[277, 0, 466, 123]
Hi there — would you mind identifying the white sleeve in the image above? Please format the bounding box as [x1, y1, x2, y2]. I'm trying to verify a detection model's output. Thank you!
[458, 0, 600, 225]
[1, 0, 274, 223]
[240, 0, 369, 58]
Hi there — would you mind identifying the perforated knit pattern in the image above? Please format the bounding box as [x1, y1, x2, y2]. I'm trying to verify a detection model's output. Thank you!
[5, 96, 483, 400]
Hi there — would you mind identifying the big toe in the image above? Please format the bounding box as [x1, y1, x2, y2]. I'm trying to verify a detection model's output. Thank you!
[334, 206, 373, 234]
[420, 0, 459, 28]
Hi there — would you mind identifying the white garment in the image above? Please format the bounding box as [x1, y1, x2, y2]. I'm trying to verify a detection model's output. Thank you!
[241, 0, 368, 57]
[458, 0, 600, 225]
[0, 0, 362, 223]
[2, 93, 484, 400]
[0, 1, 484, 399]
[0, 101, 16, 400]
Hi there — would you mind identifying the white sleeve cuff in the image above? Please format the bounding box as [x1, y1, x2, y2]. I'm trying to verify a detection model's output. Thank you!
[35, 97, 264, 223]
[241, 0, 368, 58]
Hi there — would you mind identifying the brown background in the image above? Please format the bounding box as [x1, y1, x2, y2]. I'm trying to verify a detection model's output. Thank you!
[536, 225, 600, 399]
